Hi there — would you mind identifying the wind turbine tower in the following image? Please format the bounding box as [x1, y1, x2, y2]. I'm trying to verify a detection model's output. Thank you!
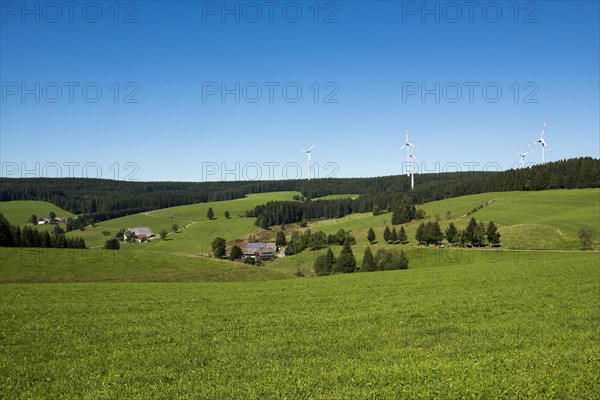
[299, 143, 317, 180]
[398, 129, 417, 190]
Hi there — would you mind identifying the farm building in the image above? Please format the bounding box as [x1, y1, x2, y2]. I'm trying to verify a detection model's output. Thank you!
[241, 242, 277, 260]
[125, 227, 155, 243]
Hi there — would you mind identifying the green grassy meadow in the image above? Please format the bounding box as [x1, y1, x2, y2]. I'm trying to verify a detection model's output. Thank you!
[1, 251, 598, 398]
[1, 189, 599, 397]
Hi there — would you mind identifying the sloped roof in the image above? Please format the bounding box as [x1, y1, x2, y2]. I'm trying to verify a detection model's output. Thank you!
[127, 227, 154, 236]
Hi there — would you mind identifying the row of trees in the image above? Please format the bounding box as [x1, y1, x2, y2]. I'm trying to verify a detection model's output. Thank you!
[415, 218, 500, 247]
[314, 242, 409, 276]
[361, 247, 409, 272]
[0, 214, 86, 249]
[314, 241, 357, 275]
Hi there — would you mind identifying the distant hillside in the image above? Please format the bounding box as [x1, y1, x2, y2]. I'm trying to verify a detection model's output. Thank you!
[0, 200, 74, 225]
[1, 158, 597, 224]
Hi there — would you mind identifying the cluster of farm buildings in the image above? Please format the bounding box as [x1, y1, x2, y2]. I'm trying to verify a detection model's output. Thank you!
[125, 226, 277, 260]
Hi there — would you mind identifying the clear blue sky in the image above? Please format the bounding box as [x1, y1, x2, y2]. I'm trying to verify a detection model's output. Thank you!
[1, 1, 598, 182]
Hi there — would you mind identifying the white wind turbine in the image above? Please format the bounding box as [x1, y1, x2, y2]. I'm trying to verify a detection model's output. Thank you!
[299, 142, 317, 180]
[513, 148, 534, 169]
[528, 122, 552, 164]
[398, 129, 417, 190]
[407, 152, 417, 190]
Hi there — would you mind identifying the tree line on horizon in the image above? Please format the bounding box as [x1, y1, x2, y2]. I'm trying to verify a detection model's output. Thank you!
[0, 158, 597, 229]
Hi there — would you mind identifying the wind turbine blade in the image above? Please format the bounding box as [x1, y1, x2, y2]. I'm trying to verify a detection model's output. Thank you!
[513, 148, 520, 154]
[541, 122, 547, 138]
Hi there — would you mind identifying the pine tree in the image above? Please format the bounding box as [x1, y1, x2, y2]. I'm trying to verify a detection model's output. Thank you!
[445, 222, 459, 245]
[361, 247, 376, 272]
[336, 239, 356, 273]
[474, 221, 486, 247]
[207, 207, 215, 220]
[276, 230, 287, 247]
[383, 226, 392, 244]
[367, 227, 376, 244]
[391, 227, 398, 244]
[415, 222, 425, 245]
[464, 217, 478, 246]
[486, 221, 501, 246]
[398, 226, 407, 244]
[0, 213, 14, 247]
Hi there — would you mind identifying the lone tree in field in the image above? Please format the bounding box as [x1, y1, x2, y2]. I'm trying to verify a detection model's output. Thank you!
[211, 237, 227, 258]
[103, 238, 120, 250]
[486, 221, 501, 246]
[49, 211, 56, 221]
[361, 246, 376, 272]
[367, 227, 376, 244]
[229, 244, 243, 260]
[159, 230, 168, 240]
[577, 226, 598, 249]
[224, 211, 230, 219]
[172, 223, 179, 233]
[207, 207, 215, 220]
[30, 214, 37, 224]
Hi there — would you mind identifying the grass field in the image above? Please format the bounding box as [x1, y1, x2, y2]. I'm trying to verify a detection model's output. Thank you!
[0, 200, 74, 225]
[1, 251, 598, 398]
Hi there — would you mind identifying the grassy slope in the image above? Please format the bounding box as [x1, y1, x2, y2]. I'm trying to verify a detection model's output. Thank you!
[0, 200, 74, 225]
[1, 252, 598, 398]
[301, 189, 600, 251]
[0, 248, 292, 283]
[70, 191, 301, 248]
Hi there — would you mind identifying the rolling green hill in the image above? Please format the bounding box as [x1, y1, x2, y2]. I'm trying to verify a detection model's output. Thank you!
[70, 191, 301, 249]
[301, 189, 599, 252]
[0, 200, 74, 225]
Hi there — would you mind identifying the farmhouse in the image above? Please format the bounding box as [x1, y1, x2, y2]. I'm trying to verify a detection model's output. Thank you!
[241, 242, 277, 261]
[125, 227, 155, 243]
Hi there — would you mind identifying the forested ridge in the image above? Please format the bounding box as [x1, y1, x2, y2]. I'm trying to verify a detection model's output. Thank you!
[1, 158, 597, 225]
